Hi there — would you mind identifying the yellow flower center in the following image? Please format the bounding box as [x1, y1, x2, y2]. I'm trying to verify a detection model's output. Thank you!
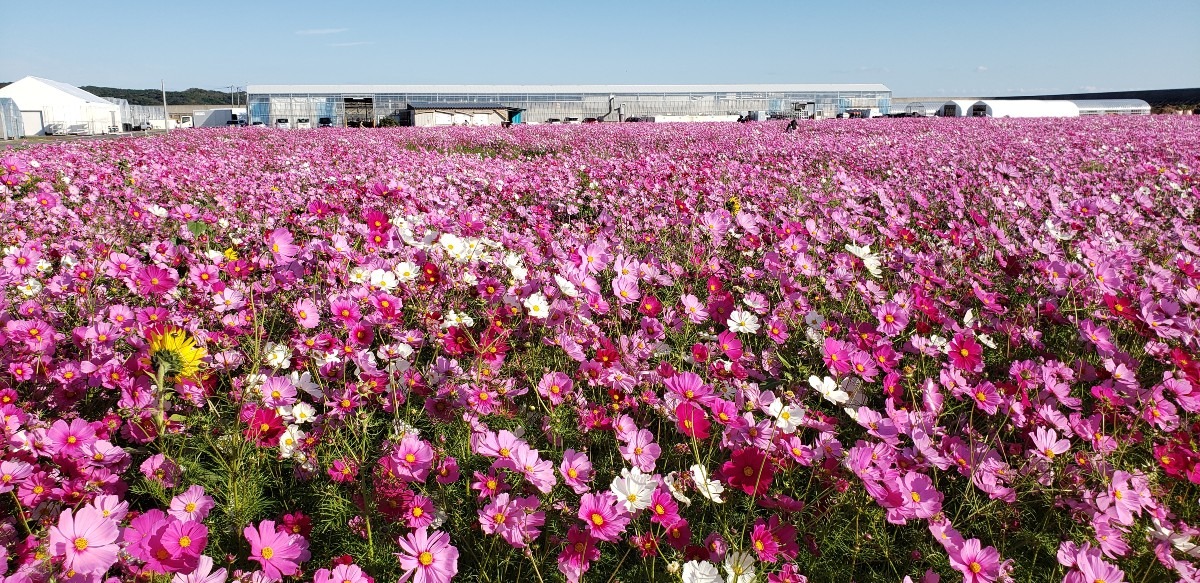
[405, 453, 416, 463]
[910, 492, 921, 502]
[970, 562, 981, 573]
[418, 551, 434, 566]
[590, 513, 605, 526]
[185, 502, 197, 513]
[179, 536, 192, 548]
[261, 547, 275, 559]
[412, 506, 424, 517]
[74, 538, 89, 551]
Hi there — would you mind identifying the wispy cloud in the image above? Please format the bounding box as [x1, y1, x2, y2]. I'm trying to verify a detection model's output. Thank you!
[975, 65, 988, 73]
[295, 27, 347, 35]
[328, 41, 372, 47]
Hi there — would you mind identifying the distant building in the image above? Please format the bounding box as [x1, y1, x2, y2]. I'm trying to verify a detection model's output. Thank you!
[0, 97, 25, 139]
[245, 84, 893, 126]
[0, 76, 121, 135]
[405, 103, 522, 127]
[969, 100, 1080, 118]
[1069, 99, 1150, 115]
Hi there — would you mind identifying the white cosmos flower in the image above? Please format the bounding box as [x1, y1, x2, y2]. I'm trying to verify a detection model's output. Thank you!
[689, 463, 724, 504]
[726, 310, 760, 334]
[681, 560, 723, 583]
[664, 472, 692, 506]
[289, 371, 322, 400]
[348, 267, 369, 284]
[287, 402, 316, 424]
[845, 243, 883, 278]
[554, 274, 579, 298]
[442, 310, 474, 329]
[523, 292, 549, 319]
[504, 252, 528, 282]
[767, 398, 804, 434]
[610, 467, 654, 513]
[809, 375, 848, 405]
[723, 551, 756, 583]
[18, 278, 43, 297]
[804, 311, 825, 330]
[278, 425, 305, 458]
[369, 269, 398, 292]
[393, 261, 419, 282]
[264, 342, 292, 369]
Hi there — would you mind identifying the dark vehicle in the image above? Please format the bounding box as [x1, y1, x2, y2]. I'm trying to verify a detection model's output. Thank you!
[318, 117, 333, 127]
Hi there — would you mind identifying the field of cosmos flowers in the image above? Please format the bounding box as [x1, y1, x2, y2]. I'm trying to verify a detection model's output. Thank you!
[1, 116, 1200, 583]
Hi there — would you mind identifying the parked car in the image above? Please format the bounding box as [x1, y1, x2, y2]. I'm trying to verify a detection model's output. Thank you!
[275, 118, 291, 129]
[44, 123, 66, 136]
[295, 118, 312, 129]
[318, 117, 333, 127]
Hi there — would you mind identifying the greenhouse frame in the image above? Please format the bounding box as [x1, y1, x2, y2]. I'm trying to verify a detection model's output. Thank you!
[245, 84, 892, 126]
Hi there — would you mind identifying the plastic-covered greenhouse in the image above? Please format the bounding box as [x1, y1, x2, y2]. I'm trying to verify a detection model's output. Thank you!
[1070, 99, 1151, 115]
[0, 97, 25, 139]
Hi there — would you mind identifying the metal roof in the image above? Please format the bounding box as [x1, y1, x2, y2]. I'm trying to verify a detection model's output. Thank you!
[247, 83, 891, 94]
[15, 76, 114, 104]
[407, 102, 522, 110]
[1068, 99, 1150, 108]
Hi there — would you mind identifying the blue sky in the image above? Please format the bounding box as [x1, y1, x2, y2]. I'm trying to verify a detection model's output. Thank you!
[1, 0, 1197, 96]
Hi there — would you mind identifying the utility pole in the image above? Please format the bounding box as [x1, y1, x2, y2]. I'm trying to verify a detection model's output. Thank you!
[230, 85, 235, 106]
[161, 80, 170, 133]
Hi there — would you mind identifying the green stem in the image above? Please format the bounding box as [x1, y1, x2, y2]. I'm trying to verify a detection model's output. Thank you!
[9, 491, 32, 536]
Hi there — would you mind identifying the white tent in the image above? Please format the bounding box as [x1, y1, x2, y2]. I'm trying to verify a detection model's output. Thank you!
[969, 100, 1080, 118]
[939, 100, 977, 117]
[0, 76, 121, 135]
[1071, 99, 1151, 116]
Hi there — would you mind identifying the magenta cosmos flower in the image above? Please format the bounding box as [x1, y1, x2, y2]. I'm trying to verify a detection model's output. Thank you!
[396, 527, 459, 583]
[244, 519, 310, 581]
[577, 492, 630, 542]
[48, 506, 120, 575]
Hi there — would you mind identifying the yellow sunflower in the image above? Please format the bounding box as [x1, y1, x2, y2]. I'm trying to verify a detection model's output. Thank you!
[146, 325, 207, 381]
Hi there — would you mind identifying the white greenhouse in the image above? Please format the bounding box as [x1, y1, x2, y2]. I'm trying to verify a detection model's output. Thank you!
[0, 76, 122, 136]
[968, 100, 1080, 118]
[939, 100, 978, 117]
[0, 97, 25, 139]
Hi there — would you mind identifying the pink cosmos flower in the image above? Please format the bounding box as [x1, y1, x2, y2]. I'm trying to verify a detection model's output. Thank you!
[141, 454, 182, 488]
[259, 376, 297, 408]
[948, 333, 984, 372]
[172, 554, 228, 583]
[244, 519, 310, 582]
[266, 228, 299, 263]
[314, 563, 369, 583]
[675, 402, 712, 440]
[577, 491, 630, 542]
[405, 494, 436, 528]
[822, 338, 852, 375]
[619, 428, 661, 472]
[611, 274, 641, 305]
[649, 488, 682, 526]
[558, 526, 600, 583]
[680, 294, 709, 323]
[874, 301, 909, 336]
[161, 519, 208, 566]
[0, 460, 34, 493]
[666, 371, 712, 405]
[1097, 470, 1142, 526]
[949, 538, 1001, 583]
[292, 298, 320, 329]
[45, 418, 97, 457]
[1030, 427, 1070, 461]
[969, 382, 1002, 415]
[48, 506, 120, 575]
[899, 472, 943, 519]
[536, 371, 573, 406]
[170, 485, 216, 522]
[560, 449, 593, 494]
[136, 265, 179, 296]
[386, 435, 434, 483]
[396, 527, 459, 583]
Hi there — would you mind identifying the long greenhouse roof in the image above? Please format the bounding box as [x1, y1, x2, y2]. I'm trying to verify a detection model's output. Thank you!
[247, 83, 890, 94]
